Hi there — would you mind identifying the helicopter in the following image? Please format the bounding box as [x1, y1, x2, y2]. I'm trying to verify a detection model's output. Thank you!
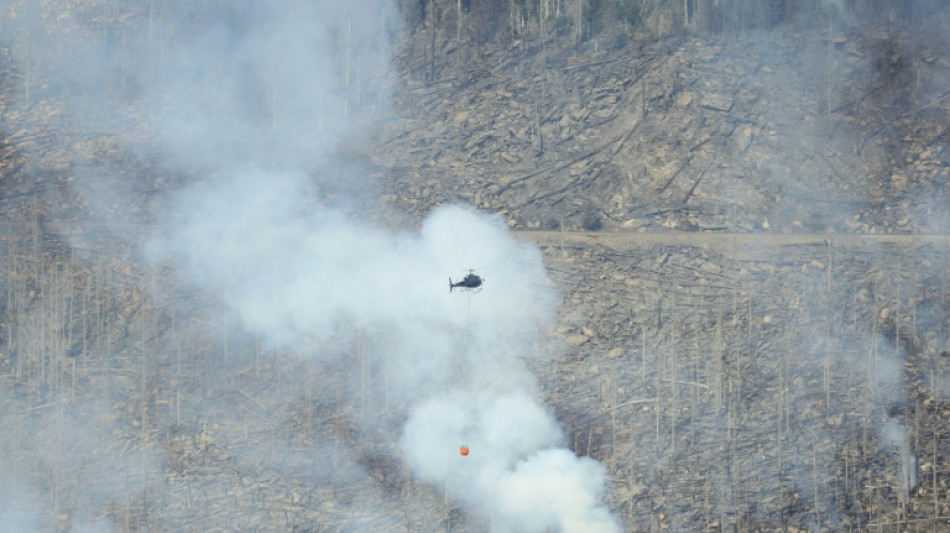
[449, 270, 483, 292]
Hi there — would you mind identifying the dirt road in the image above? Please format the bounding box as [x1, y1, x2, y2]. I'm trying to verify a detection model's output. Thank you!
[514, 230, 950, 258]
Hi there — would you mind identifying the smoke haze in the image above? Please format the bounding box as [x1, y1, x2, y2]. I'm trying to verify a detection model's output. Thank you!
[1, 0, 620, 531]
[2, 0, 949, 530]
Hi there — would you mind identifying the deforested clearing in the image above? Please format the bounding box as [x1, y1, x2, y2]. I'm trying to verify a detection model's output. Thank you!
[0, 1, 948, 531]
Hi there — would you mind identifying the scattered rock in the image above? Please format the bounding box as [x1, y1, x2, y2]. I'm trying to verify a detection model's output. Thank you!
[566, 334, 591, 347]
[700, 93, 734, 112]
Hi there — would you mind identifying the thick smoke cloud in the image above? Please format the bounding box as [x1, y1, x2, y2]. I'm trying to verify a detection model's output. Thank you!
[134, 0, 620, 525]
[149, 171, 619, 530]
[405, 392, 617, 532]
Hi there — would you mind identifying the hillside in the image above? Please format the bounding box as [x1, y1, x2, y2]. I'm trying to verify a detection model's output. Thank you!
[0, 1, 949, 531]
[369, 9, 950, 530]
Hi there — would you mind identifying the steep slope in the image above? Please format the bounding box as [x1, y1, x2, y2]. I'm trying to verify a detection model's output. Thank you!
[374, 19, 950, 236]
[0, 3, 948, 531]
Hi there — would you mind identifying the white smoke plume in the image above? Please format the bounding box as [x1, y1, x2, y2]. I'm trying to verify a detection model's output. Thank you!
[405, 391, 618, 532]
[149, 167, 620, 530]
[88, 0, 620, 526]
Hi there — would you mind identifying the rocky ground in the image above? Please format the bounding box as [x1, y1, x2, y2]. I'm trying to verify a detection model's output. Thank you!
[376, 16, 950, 237]
[0, 4, 949, 532]
[370, 11, 950, 531]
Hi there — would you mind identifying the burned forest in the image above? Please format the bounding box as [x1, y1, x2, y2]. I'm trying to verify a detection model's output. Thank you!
[0, 0, 949, 531]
